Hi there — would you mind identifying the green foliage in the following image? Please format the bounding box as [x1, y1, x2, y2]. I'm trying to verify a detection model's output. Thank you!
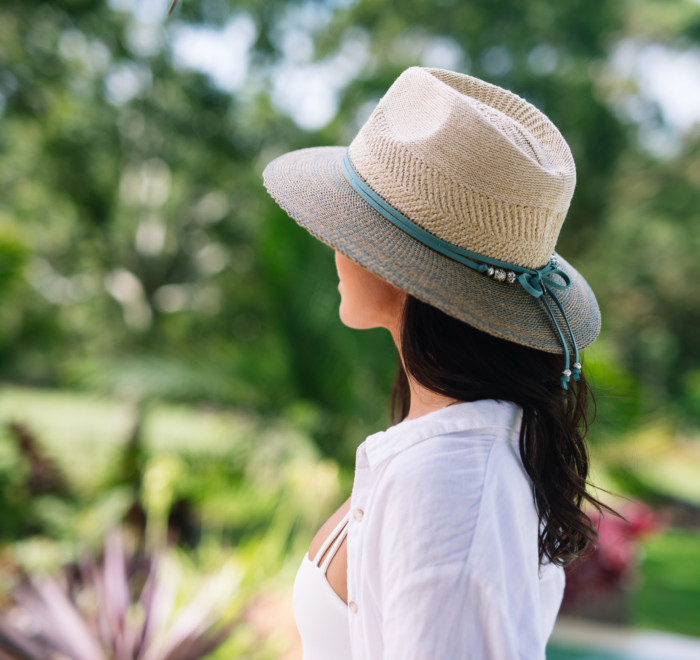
[0, 0, 698, 458]
[0, 424, 33, 540]
[0, 0, 676, 455]
[0, 386, 344, 656]
[0, 235, 26, 292]
[0, 385, 343, 559]
[633, 530, 700, 637]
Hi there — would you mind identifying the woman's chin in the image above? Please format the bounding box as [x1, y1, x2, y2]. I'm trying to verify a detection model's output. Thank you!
[339, 307, 370, 330]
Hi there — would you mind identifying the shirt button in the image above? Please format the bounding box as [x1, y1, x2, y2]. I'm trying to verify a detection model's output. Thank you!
[348, 601, 359, 614]
[353, 508, 364, 522]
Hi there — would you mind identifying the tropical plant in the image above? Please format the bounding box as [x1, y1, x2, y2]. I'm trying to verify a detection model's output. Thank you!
[0, 529, 239, 660]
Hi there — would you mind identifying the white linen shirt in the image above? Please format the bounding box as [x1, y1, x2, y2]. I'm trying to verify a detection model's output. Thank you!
[346, 399, 564, 659]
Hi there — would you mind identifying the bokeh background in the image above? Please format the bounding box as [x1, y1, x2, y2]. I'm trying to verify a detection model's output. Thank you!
[1, 0, 700, 658]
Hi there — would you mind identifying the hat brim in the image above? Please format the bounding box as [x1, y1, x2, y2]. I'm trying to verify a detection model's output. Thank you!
[263, 146, 601, 354]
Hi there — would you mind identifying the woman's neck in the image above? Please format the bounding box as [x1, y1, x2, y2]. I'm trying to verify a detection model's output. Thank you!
[403, 377, 457, 421]
[389, 325, 457, 421]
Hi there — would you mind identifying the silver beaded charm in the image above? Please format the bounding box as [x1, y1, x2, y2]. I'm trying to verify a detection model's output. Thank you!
[486, 266, 495, 277]
[573, 362, 581, 370]
[494, 269, 506, 282]
[506, 271, 517, 284]
[562, 369, 572, 378]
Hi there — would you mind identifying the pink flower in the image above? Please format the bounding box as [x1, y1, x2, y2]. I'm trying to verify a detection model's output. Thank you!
[562, 501, 659, 607]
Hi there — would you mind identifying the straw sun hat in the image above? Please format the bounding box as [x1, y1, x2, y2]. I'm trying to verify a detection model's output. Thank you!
[263, 67, 600, 388]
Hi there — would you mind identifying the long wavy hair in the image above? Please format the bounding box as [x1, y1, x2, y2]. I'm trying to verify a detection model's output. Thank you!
[390, 295, 613, 566]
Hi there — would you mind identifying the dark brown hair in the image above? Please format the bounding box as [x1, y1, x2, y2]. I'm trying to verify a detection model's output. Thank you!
[391, 295, 612, 566]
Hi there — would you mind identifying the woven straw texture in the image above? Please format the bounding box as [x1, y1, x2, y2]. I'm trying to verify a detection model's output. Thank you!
[263, 68, 600, 353]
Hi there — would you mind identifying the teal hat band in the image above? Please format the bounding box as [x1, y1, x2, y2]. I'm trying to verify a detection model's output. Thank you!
[341, 150, 581, 390]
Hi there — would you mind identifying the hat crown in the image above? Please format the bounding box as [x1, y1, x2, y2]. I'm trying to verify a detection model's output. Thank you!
[348, 67, 576, 269]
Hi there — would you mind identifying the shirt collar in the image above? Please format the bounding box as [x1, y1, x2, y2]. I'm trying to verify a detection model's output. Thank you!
[359, 399, 521, 471]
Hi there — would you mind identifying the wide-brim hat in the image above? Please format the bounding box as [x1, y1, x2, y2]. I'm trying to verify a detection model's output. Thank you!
[263, 67, 600, 364]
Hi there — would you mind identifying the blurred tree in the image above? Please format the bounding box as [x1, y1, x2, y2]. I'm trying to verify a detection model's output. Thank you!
[1, 0, 699, 462]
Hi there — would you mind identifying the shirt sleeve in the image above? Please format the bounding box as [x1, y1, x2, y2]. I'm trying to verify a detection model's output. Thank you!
[371, 433, 549, 660]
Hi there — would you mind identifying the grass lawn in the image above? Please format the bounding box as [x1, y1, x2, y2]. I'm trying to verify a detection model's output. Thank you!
[632, 529, 700, 637]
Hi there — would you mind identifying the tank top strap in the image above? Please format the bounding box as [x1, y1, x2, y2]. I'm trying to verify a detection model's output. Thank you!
[311, 510, 350, 574]
[319, 512, 349, 574]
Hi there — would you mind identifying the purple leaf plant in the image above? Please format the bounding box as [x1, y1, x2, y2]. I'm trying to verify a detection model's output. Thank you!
[0, 529, 239, 660]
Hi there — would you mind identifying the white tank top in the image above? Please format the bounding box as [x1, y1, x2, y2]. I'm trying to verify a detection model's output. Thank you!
[293, 511, 353, 660]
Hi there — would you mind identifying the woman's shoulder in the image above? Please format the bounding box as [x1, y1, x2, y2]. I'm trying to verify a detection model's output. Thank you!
[356, 401, 533, 573]
[364, 400, 523, 513]
[377, 399, 521, 472]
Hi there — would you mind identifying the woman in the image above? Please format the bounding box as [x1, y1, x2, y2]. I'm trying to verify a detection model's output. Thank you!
[263, 67, 607, 659]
